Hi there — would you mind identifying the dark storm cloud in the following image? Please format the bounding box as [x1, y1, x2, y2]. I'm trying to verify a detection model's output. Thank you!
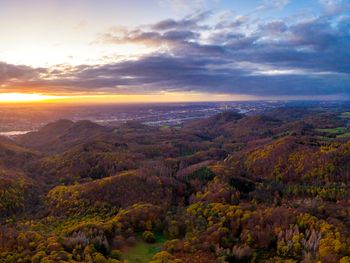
[1, 3, 350, 98]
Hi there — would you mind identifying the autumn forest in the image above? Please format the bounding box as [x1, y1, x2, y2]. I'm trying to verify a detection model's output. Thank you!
[1, 106, 350, 262]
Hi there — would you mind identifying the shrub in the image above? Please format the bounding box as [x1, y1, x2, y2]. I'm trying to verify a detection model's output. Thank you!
[142, 231, 156, 243]
[110, 249, 122, 260]
[92, 252, 108, 263]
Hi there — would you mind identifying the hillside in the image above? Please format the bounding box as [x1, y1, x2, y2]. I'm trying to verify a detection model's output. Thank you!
[16, 120, 112, 153]
[2, 108, 350, 262]
[0, 136, 38, 167]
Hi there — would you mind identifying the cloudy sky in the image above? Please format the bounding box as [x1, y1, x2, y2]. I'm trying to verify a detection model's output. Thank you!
[0, 0, 349, 102]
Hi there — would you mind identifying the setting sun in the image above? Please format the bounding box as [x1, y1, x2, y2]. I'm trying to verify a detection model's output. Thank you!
[0, 93, 66, 103]
[0, 92, 254, 104]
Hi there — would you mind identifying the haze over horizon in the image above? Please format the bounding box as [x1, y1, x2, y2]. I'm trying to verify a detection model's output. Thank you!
[0, 0, 350, 103]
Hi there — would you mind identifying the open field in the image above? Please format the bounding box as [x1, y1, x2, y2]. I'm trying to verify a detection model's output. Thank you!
[122, 234, 167, 263]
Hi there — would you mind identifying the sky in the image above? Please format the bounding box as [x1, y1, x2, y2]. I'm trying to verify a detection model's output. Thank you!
[0, 0, 349, 103]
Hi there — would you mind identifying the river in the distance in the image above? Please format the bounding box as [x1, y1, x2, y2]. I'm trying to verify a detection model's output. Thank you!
[0, 131, 32, 137]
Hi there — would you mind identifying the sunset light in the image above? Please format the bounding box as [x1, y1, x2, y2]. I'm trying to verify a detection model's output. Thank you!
[1, 1, 350, 261]
[0, 92, 256, 104]
[0, 0, 348, 102]
[0, 93, 66, 103]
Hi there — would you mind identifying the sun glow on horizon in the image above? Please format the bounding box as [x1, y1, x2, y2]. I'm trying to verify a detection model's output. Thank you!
[0, 91, 257, 104]
[0, 93, 68, 103]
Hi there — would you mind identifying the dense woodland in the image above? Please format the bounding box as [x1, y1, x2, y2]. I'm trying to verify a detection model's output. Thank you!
[2, 107, 350, 262]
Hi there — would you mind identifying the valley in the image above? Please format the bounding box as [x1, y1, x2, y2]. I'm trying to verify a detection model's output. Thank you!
[1, 104, 350, 262]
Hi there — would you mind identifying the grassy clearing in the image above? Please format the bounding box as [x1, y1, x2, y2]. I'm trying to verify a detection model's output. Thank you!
[316, 127, 348, 134]
[337, 132, 350, 138]
[122, 233, 166, 263]
[341, 112, 350, 118]
[316, 136, 333, 141]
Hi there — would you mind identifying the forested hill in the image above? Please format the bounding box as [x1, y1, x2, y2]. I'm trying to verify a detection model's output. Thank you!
[2, 107, 350, 262]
